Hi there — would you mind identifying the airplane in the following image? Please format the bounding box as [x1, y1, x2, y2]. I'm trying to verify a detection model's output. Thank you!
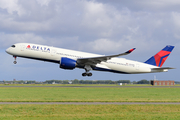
[6, 43, 175, 77]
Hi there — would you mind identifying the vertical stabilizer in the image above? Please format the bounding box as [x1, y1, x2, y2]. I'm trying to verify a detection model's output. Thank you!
[145, 45, 174, 67]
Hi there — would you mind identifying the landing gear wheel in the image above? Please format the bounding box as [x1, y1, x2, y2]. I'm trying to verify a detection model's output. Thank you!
[82, 73, 87, 76]
[82, 73, 92, 77]
[13, 56, 17, 64]
[87, 73, 92, 76]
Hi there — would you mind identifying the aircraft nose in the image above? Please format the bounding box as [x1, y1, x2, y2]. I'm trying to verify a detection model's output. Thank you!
[6, 48, 11, 54]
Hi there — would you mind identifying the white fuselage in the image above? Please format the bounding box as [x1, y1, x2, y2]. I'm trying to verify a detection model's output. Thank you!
[6, 43, 166, 74]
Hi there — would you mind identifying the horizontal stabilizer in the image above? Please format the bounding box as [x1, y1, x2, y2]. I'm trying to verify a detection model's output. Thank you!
[151, 67, 175, 70]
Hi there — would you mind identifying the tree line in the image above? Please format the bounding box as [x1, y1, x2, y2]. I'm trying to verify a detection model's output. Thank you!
[2, 79, 178, 84]
[45, 79, 132, 84]
[1, 79, 151, 84]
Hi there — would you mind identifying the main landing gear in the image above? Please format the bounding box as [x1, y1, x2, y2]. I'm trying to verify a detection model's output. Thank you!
[82, 72, 92, 77]
[82, 65, 93, 77]
[13, 56, 17, 64]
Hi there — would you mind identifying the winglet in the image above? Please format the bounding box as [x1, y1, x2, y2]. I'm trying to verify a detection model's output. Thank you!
[125, 48, 136, 54]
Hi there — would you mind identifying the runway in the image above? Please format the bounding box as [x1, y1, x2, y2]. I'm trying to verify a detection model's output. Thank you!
[0, 102, 180, 105]
[0, 86, 180, 88]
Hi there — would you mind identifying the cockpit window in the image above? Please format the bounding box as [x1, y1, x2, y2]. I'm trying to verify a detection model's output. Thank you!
[11, 45, 16, 48]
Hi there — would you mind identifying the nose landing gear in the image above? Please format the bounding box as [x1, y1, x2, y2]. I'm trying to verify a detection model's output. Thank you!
[13, 56, 17, 64]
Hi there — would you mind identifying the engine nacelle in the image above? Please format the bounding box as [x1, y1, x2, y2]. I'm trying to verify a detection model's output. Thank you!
[60, 57, 77, 70]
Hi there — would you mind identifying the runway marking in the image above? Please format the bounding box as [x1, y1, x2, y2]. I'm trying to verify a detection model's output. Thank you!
[0, 102, 180, 105]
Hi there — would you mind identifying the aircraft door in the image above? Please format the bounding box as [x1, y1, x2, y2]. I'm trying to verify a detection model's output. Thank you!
[21, 45, 25, 51]
[136, 64, 139, 70]
[51, 49, 56, 56]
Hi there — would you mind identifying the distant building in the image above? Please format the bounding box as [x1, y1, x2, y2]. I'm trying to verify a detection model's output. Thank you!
[151, 80, 174, 86]
[52, 82, 56, 84]
[118, 83, 123, 86]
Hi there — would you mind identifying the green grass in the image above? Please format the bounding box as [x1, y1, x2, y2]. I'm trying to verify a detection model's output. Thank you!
[0, 105, 180, 120]
[0, 86, 180, 119]
[0, 87, 179, 102]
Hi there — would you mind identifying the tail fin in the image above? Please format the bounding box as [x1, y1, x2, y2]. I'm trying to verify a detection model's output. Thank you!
[145, 45, 174, 67]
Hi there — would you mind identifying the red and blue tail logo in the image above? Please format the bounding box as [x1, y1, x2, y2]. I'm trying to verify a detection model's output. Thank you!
[145, 45, 174, 67]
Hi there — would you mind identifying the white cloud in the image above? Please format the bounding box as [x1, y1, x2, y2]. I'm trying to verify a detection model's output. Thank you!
[1, 0, 179, 81]
[0, 33, 46, 48]
[0, 17, 51, 32]
[96, 0, 180, 12]
[81, 2, 133, 38]
[172, 12, 180, 27]
[36, 0, 51, 6]
[139, 0, 180, 7]
[0, 0, 179, 53]
[0, 0, 25, 15]
[89, 39, 121, 53]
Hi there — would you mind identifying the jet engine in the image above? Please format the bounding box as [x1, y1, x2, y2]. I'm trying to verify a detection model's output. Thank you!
[60, 57, 77, 70]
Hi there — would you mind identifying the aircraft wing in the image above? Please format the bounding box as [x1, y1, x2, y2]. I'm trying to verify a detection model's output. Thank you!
[77, 48, 135, 66]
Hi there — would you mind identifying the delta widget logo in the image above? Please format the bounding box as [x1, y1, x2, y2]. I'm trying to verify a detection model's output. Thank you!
[26, 45, 50, 52]
[27, 45, 31, 49]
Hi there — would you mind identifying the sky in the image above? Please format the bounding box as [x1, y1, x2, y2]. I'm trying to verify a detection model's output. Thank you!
[1, 0, 180, 81]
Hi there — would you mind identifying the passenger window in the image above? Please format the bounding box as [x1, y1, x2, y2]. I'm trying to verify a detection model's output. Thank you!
[11, 45, 15, 48]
